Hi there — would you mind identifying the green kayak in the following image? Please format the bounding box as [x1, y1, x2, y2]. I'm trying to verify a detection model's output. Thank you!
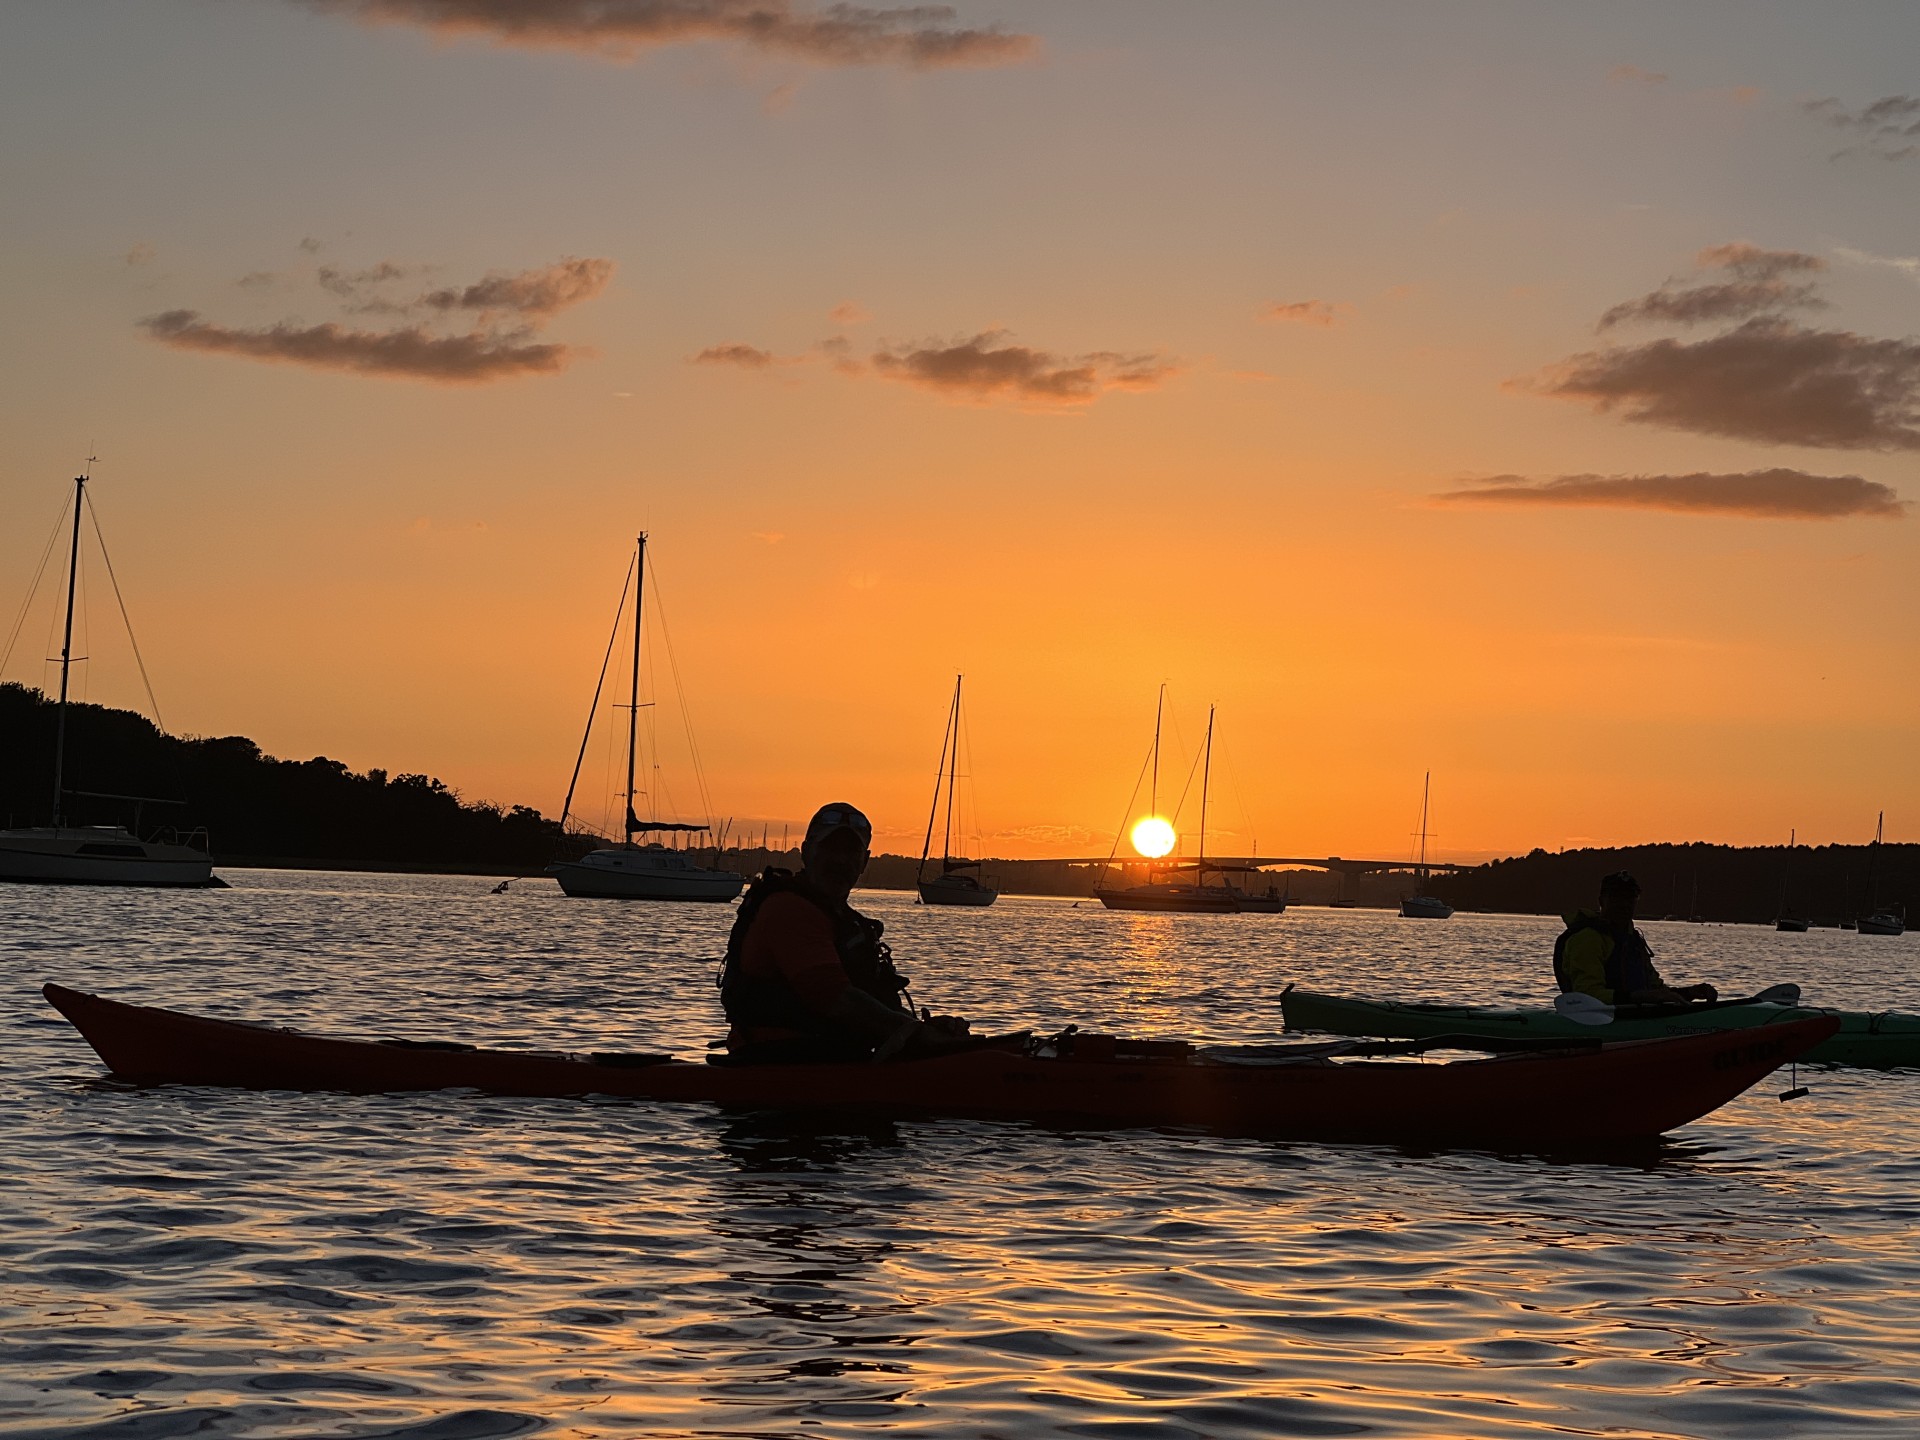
[1281, 987, 1920, 1070]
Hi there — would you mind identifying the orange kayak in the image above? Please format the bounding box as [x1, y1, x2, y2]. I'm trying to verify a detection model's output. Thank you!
[42, 983, 1837, 1149]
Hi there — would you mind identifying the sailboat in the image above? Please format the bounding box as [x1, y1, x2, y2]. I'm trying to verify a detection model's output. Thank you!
[1398, 772, 1453, 919]
[916, 675, 998, 907]
[1857, 812, 1906, 936]
[1095, 699, 1245, 913]
[544, 535, 743, 903]
[0, 473, 218, 888]
[1775, 829, 1809, 932]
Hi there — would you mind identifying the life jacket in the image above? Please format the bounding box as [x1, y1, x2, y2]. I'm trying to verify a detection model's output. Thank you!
[716, 869, 910, 1039]
[1553, 911, 1661, 998]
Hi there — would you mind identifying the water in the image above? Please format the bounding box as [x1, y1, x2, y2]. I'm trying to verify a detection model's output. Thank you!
[5, 872, 1920, 1439]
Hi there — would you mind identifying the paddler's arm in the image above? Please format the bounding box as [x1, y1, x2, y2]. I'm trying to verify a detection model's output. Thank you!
[822, 986, 922, 1059]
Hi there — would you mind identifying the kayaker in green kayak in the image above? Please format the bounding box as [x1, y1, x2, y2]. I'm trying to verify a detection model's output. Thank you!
[1554, 871, 1718, 1005]
[717, 802, 973, 1064]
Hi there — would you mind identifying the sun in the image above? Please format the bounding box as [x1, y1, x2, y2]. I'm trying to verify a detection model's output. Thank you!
[1130, 816, 1176, 858]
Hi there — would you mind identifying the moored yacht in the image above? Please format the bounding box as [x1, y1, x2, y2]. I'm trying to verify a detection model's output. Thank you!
[916, 675, 999, 907]
[543, 534, 743, 904]
[0, 473, 218, 888]
[1397, 773, 1452, 919]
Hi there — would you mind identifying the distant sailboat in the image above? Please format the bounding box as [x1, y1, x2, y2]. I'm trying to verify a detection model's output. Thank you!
[1775, 829, 1808, 932]
[916, 674, 998, 907]
[0, 473, 218, 888]
[1857, 812, 1906, 936]
[545, 535, 744, 903]
[1398, 773, 1453, 919]
[1096, 698, 1247, 913]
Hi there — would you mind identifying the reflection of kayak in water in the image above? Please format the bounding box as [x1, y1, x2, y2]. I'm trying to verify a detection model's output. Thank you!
[43, 983, 1834, 1149]
[1282, 987, 1920, 1070]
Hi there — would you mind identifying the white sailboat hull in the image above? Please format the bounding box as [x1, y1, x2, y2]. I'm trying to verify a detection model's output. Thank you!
[547, 847, 744, 902]
[0, 828, 219, 888]
[918, 874, 998, 906]
[1857, 912, 1906, 937]
[1399, 895, 1454, 919]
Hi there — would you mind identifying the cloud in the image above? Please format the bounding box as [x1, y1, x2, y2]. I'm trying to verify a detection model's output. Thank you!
[420, 257, 614, 317]
[828, 300, 870, 326]
[139, 253, 612, 384]
[1835, 244, 1920, 283]
[300, 0, 1038, 68]
[138, 310, 573, 382]
[125, 242, 156, 267]
[1608, 64, 1667, 87]
[692, 342, 776, 368]
[868, 330, 1177, 405]
[1259, 299, 1348, 328]
[1599, 242, 1825, 329]
[1439, 469, 1905, 520]
[1806, 94, 1920, 161]
[1524, 318, 1920, 450]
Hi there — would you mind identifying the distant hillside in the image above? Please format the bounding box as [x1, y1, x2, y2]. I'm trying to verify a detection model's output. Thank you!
[0, 683, 571, 872]
[1430, 841, 1914, 927]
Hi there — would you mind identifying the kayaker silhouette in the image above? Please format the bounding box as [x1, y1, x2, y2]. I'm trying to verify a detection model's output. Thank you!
[1554, 871, 1719, 1006]
[716, 802, 974, 1064]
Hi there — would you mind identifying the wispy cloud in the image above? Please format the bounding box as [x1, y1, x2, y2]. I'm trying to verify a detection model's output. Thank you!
[300, 0, 1038, 69]
[1523, 318, 1920, 450]
[828, 300, 871, 326]
[1259, 299, 1349, 328]
[124, 242, 156, 267]
[138, 310, 572, 382]
[692, 341, 776, 368]
[139, 254, 611, 383]
[1607, 64, 1667, 87]
[868, 330, 1177, 405]
[1806, 94, 1920, 161]
[1439, 469, 1906, 520]
[1835, 244, 1920, 284]
[421, 257, 614, 317]
[1599, 242, 1825, 329]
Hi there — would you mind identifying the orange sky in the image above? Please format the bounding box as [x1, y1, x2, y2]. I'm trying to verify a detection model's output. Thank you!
[2, 3, 1916, 861]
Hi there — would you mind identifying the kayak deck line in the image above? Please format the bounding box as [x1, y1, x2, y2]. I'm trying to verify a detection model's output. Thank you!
[1282, 988, 1920, 1070]
[42, 983, 1838, 1151]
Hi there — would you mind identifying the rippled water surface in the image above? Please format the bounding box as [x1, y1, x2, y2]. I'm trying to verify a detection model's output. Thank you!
[6, 871, 1920, 1439]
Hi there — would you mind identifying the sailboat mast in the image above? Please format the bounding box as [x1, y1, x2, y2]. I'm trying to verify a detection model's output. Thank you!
[50, 474, 85, 830]
[1150, 684, 1163, 816]
[1417, 771, 1431, 879]
[625, 533, 647, 849]
[917, 676, 958, 884]
[942, 675, 961, 868]
[1198, 706, 1214, 868]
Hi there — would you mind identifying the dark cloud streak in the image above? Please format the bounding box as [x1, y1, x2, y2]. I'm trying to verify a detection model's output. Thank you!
[1599, 243, 1825, 329]
[139, 309, 573, 382]
[869, 330, 1176, 404]
[1806, 94, 1920, 160]
[1529, 318, 1920, 450]
[1441, 469, 1905, 521]
[300, 0, 1037, 68]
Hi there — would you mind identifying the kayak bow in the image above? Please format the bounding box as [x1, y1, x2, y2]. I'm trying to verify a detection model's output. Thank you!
[43, 983, 1837, 1149]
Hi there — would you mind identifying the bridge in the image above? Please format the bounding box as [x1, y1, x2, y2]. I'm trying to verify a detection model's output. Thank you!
[1064, 854, 1471, 904]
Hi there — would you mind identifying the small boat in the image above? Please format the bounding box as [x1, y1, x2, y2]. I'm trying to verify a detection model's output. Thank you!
[1230, 881, 1290, 915]
[1774, 829, 1809, 931]
[544, 534, 742, 904]
[1398, 773, 1453, 919]
[0, 473, 217, 888]
[41, 983, 1837, 1149]
[1282, 986, 1920, 1070]
[916, 675, 998, 907]
[1855, 813, 1905, 935]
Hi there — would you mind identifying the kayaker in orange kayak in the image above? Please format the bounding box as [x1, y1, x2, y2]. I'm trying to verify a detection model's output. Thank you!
[1554, 871, 1718, 1005]
[717, 802, 972, 1063]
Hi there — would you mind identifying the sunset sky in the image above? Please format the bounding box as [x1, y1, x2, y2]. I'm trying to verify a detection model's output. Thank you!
[3, 1, 1916, 862]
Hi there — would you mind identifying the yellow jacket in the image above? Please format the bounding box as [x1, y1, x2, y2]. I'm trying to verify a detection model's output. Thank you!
[1553, 910, 1665, 1003]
